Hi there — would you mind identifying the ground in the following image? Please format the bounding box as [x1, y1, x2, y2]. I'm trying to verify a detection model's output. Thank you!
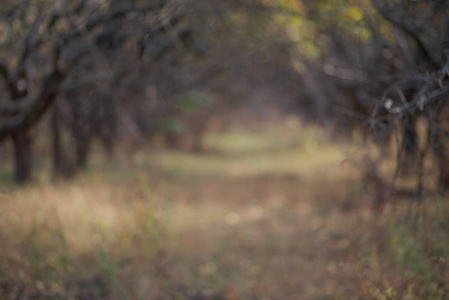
[0, 119, 448, 299]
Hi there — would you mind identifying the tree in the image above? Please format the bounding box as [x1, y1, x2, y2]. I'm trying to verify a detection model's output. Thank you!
[0, 0, 310, 183]
[262, 0, 449, 205]
[370, 0, 449, 196]
[0, 0, 189, 183]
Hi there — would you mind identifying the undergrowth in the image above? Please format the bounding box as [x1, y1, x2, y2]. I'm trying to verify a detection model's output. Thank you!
[0, 124, 448, 299]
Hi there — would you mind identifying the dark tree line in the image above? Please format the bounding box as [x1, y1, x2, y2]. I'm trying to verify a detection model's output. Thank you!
[274, 0, 449, 207]
[5, 0, 447, 197]
[370, 0, 449, 200]
[0, 0, 204, 183]
[0, 0, 291, 183]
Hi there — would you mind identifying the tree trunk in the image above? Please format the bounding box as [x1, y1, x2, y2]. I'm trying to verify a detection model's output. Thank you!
[11, 130, 32, 184]
[75, 136, 91, 170]
[401, 116, 418, 176]
[51, 104, 63, 177]
[302, 72, 330, 124]
[438, 166, 449, 194]
[434, 142, 449, 194]
[51, 104, 73, 178]
[70, 96, 92, 171]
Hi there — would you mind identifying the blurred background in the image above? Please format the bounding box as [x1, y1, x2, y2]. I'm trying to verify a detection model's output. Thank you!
[1, 0, 449, 299]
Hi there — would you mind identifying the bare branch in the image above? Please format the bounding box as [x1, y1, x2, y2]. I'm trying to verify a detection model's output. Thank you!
[372, 0, 441, 69]
[60, 2, 165, 45]
[0, 68, 67, 141]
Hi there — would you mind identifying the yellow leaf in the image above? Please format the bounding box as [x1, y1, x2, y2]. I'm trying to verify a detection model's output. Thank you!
[344, 6, 364, 22]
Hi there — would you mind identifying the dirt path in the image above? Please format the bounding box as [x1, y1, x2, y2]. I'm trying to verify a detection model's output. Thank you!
[134, 127, 370, 299]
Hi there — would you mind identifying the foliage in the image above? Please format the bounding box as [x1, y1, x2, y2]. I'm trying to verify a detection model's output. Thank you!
[179, 93, 211, 112]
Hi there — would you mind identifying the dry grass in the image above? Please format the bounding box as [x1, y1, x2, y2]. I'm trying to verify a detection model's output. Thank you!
[0, 119, 448, 299]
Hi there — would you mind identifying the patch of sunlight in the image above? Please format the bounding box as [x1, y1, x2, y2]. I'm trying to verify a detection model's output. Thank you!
[149, 129, 347, 181]
[248, 205, 264, 220]
[204, 129, 298, 153]
[225, 212, 240, 225]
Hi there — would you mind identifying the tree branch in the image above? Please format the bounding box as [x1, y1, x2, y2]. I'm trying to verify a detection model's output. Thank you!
[60, 2, 165, 45]
[372, 0, 441, 69]
[0, 68, 67, 141]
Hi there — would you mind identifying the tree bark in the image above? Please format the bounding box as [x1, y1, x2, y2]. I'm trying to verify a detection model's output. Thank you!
[11, 130, 32, 184]
[51, 103, 74, 178]
[51, 103, 63, 177]
[70, 97, 92, 171]
[434, 142, 449, 194]
[400, 116, 418, 176]
[75, 136, 91, 170]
